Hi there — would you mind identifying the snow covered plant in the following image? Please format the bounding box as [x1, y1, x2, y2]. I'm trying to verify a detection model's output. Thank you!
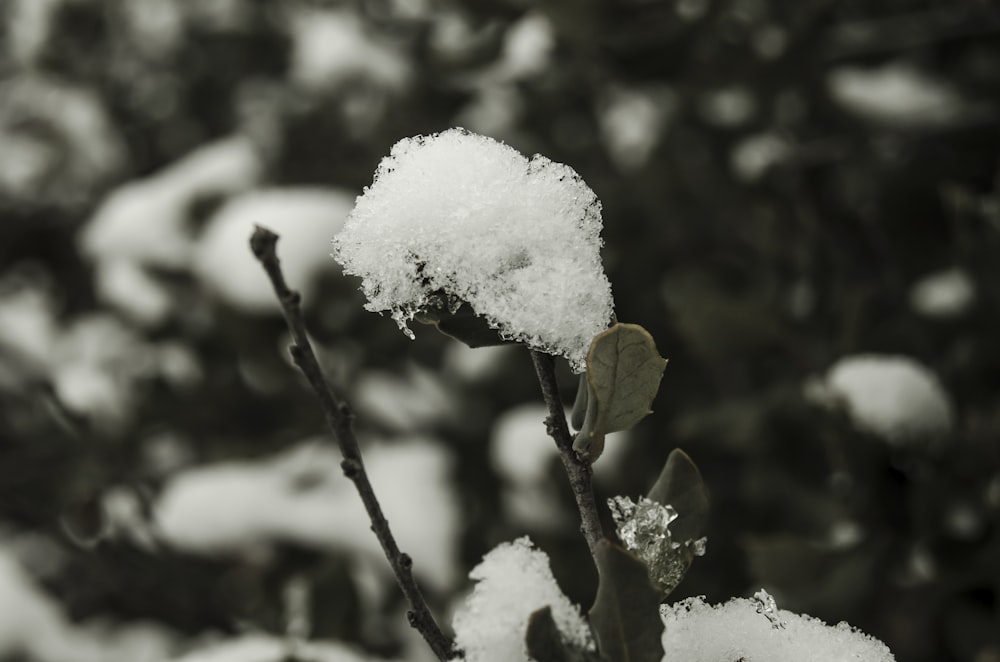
[249, 128, 896, 661]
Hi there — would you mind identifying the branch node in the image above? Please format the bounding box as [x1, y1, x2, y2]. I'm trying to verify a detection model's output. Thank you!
[400, 553, 413, 570]
[340, 458, 361, 478]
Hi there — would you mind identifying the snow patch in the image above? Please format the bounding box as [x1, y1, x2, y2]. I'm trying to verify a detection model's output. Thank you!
[452, 537, 594, 662]
[661, 594, 895, 662]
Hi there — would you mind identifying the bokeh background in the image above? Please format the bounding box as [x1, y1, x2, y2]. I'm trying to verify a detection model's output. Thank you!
[1, 1, 999, 661]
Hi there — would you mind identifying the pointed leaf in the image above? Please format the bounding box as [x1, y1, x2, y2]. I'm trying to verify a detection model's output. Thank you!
[589, 540, 665, 662]
[646, 448, 709, 543]
[526, 606, 606, 662]
[575, 324, 667, 459]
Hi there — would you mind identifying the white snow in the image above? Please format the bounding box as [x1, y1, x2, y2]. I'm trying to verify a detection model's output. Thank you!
[332, 128, 614, 372]
[353, 363, 457, 432]
[697, 86, 757, 127]
[827, 62, 963, 127]
[497, 12, 555, 80]
[660, 594, 895, 662]
[452, 537, 594, 662]
[289, 7, 410, 93]
[0, 74, 124, 207]
[0, 545, 177, 662]
[908, 267, 975, 319]
[168, 634, 377, 662]
[155, 437, 459, 590]
[81, 135, 262, 269]
[93, 259, 174, 326]
[599, 85, 674, 172]
[730, 132, 792, 182]
[806, 354, 954, 444]
[193, 188, 355, 313]
[490, 403, 628, 528]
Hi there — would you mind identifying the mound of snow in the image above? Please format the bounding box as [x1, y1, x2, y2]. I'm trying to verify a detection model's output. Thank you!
[452, 537, 593, 662]
[333, 128, 614, 372]
[661, 592, 895, 662]
[807, 354, 954, 444]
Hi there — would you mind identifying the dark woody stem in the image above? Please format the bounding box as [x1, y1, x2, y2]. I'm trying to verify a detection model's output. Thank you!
[529, 350, 606, 561]
[250, 226, 456, 661]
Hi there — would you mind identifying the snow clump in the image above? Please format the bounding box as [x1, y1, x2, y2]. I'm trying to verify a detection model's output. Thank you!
[452, 537, 594, 662]
[333, 128, 614, 372]
[807, 354, 954, 444]
[661, 593, 895, 662]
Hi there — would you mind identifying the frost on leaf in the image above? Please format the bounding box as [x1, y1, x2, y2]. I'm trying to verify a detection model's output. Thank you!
[608, 495, 706, 596]
[332, 128, 614, 372]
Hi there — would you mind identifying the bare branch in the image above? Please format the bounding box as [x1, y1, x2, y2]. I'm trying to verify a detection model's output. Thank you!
[249, 226, 457, 661]
[528, 350, 605, 561]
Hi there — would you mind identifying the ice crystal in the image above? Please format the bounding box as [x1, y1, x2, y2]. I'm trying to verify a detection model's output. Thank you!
[608, 495, 706, 594]
[752, 588, 785, 630]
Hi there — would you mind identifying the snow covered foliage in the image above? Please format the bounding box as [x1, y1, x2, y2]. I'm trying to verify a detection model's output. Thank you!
[452, 537, 594, 662]
[155, 438, 459, 590]
[827, 61, 964, 127]
[0, 546, 177, 662]
[660, 593, 895, 662]
[908, 267, 975, 319]
[807, 355, 954, 444]
[167, 634, 378, 662]
[332, 128, 614, 372]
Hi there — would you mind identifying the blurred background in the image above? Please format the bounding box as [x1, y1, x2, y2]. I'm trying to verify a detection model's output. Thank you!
[1, 0, 999, 660]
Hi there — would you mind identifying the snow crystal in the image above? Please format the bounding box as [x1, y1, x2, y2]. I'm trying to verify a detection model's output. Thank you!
[452, 537, 594, 662]
[332, 128, 614, 372]
[827, 62, 963, 127]
[807, 354, 954, 444]
[155, 437, 459, 590]
[193, 188, 354, 313]
[908, 267, 975, 319]
[608, 495, 705, 595]
[661, 594, 895, 662]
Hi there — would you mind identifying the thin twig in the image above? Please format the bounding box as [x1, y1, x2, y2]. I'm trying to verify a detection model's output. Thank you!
[529, 350, 605, 561]
[249, 226, 456, 661]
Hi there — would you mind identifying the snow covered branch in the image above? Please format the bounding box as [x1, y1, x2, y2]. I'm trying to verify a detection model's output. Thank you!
[249, 226, 456, 661]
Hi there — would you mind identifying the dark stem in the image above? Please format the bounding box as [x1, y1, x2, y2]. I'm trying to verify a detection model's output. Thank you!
[528, 350, 605, 561]
[250, 226, 456, 661]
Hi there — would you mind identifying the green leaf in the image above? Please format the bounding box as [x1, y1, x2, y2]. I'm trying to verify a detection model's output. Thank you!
[588, 540, 665, 662]
[526, 606, 606, 662]
[574, 324, 667, 459]
[646, 449, 709, 544]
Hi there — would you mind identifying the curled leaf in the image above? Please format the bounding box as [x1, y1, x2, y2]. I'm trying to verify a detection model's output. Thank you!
[646, 448, 709, 543]
[574, 324, 667, 459]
